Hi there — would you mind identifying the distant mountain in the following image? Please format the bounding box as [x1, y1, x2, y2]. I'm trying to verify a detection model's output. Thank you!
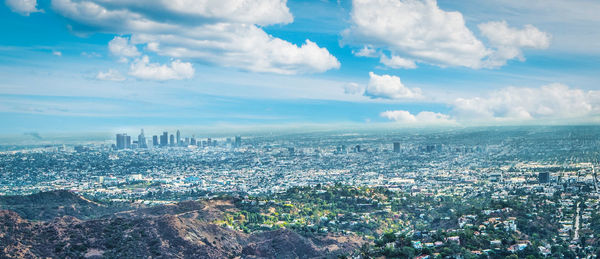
[0, 192, 364, 258]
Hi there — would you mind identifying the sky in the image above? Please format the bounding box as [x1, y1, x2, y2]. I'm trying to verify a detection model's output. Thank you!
[1, 0, 600, 134]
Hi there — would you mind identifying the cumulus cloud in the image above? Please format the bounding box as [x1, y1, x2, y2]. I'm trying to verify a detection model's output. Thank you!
[343, 0, 550, 69]
[380, 110, 455, 124]
[452, 83, 600, 122]
[364, 72, 422, 100]
[343, 0, 489, 69]
[479, 21, 551, 67]
[129, 56, 194, 81]
[108, 36, 140, 58]
[5, 0, 41, 16]
[96, 69, 126, 81]
[50, 0, 339, 74]
[52, 51, 62, 56]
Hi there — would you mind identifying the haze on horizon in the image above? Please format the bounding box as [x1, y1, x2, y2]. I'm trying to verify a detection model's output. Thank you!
[1, 0, 600, 133]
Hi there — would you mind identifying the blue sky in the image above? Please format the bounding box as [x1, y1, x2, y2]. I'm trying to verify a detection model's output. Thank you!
[1, 0, 599, 134]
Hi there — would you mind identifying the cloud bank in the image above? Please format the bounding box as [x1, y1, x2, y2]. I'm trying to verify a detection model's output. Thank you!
[49, 0, 339, 75]
[381, 84, 600, 125]
[343, 0, 550, 69]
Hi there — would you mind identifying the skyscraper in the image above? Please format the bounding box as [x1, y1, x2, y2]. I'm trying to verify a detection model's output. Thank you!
[116, 134, 125, 150]
[125, 135, 131, 149]
[138, 129, 147, 148]
[393, 142, 400, 153]
[170, 134, 175, 147]
[160, 132, 168, 147]
[152, 135, 158, 147]
[176, 130, 181, 146]
[234, 136, 241, 147]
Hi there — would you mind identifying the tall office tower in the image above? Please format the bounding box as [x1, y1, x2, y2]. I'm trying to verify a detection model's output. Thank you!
[176, 130, 181, 146]
[152, 135, 159, 147]
[160, 132, 168, 147]
[125, 135, 131, 149]
[138, 129, 147, 148]
[116, 134, 125, 150]
[207, 138, 212, 147]
[393, 142, 400, 153]
[184, 137, 190, 146]
[170, 134, 175, 146]
[354, 145, 361, 153]
[538, 172, 550, 183]
[190, 136, 196, 146]
[234, 136, 241, 147]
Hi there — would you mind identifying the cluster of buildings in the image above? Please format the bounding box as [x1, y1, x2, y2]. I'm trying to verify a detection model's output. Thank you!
[1, 127, 599, 256]
[115, 129, 241, 150]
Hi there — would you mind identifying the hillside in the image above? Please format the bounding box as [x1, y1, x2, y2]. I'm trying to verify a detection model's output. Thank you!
[0, 190, 136, 221]
[0, 191, 364, 258]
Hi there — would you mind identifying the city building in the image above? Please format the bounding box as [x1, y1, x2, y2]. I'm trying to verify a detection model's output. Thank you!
[138, 129, 147, 148]
[116, 134, 125, 150]
[160, 132, 168, 147]
[152, 135, 158, 147]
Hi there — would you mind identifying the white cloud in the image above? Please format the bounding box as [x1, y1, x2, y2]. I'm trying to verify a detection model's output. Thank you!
[96, 69, 126, 81]
[50, 0, 339, 75]
[343, 0, 490, 69]
[5, 0, 41, 16]
[380, 110, 455, 124]
[380, 54, 417, 69]
[343, 82, 364, 95]
[52, 51, 62, 56]
[364, 72, 422, 100]
[108, 36, 140, 58]
[479, 21, 551, 67]
[128, 56, 194, 81]
[453, 83, 600, 122]
[343, 0, 551, 69]
[353, 45, 377, 57]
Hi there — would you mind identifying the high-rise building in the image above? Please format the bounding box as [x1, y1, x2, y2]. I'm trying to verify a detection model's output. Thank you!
[138, 129, 147, 148]
[176, 130, 181, 146]
[170, 134, 175, 146]
[160, 132, 168, 147]
[125, 135, 131, 149]
[207, 137, 212, 147]
[538, 172, 550, 183]
[354, 145, 361, 153]
[152, 135, 159, 147]
[191, 136, 196, 146]
[234, 136, 241, 147]
[116, 134, 125, 150]
[393, 142, 400, 153]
